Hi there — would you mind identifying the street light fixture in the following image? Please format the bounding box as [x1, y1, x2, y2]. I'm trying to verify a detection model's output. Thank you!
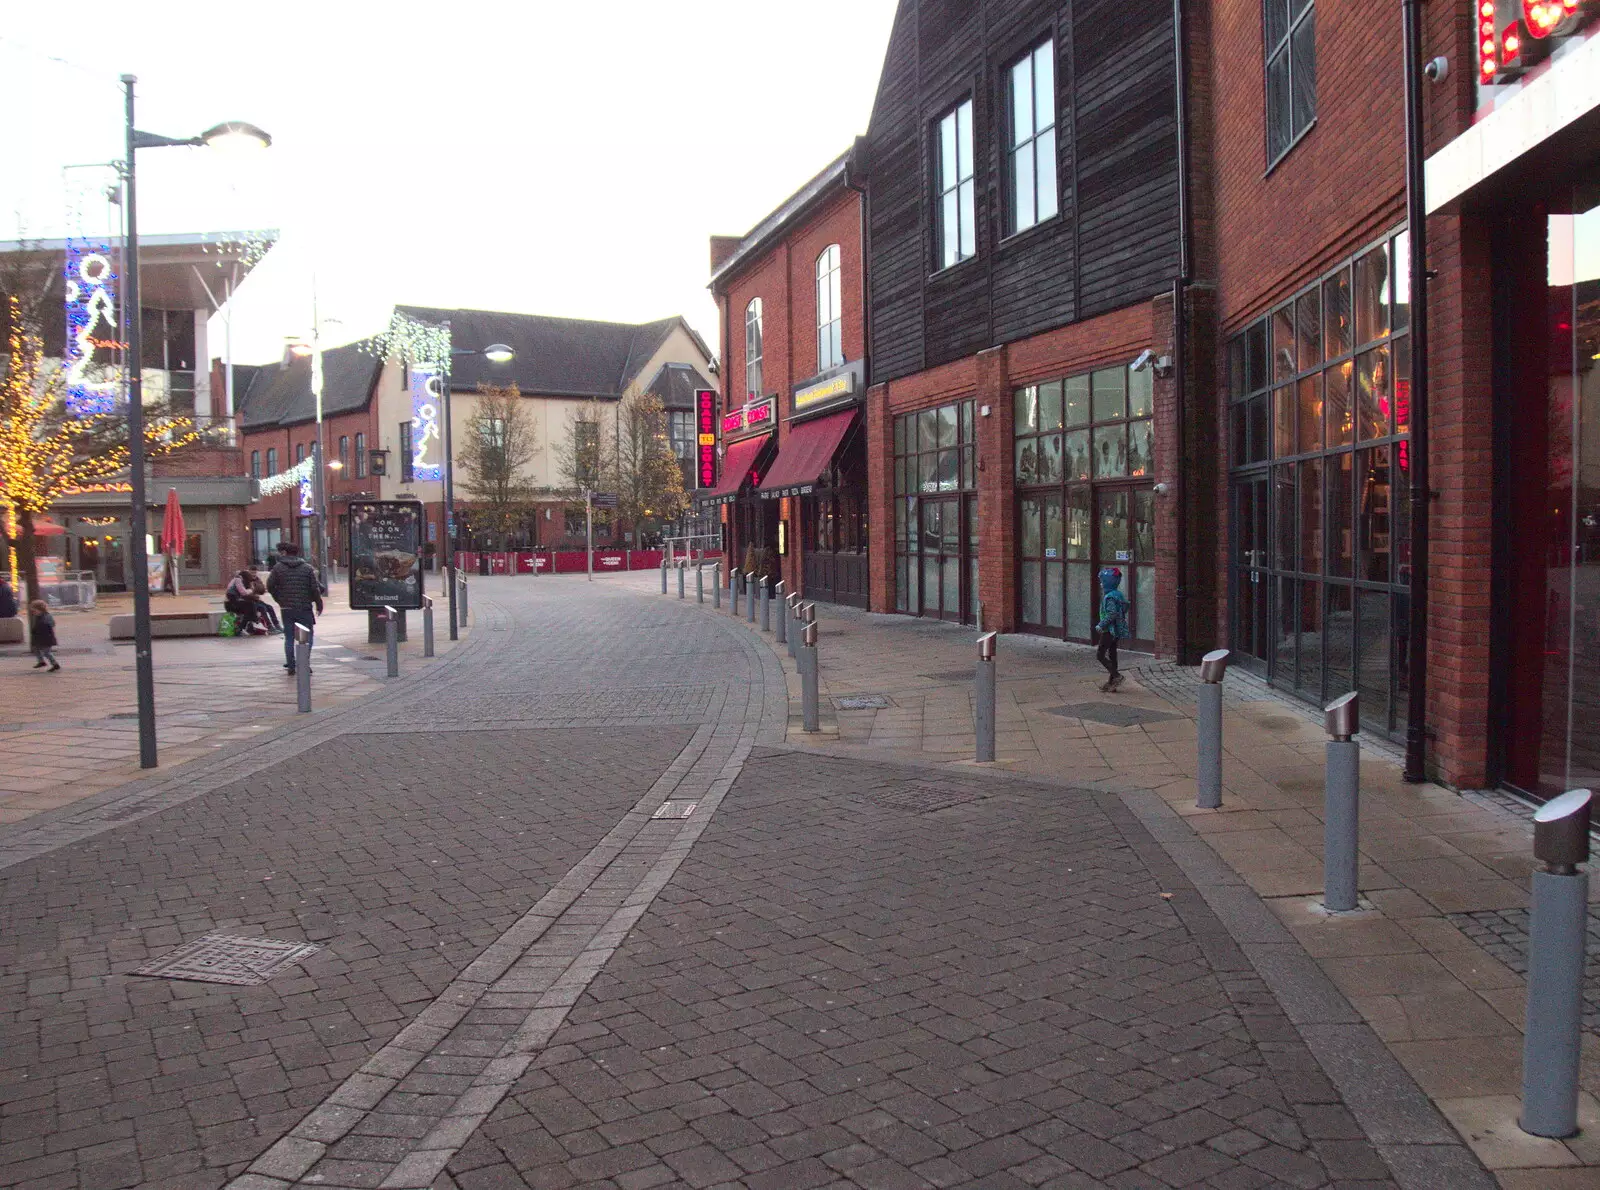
[120, 73, 270, 769]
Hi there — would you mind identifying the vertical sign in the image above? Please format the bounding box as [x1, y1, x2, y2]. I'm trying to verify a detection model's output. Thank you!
[63, 241, 121, 415]
[348, 500, 425, 609]
[298, 471, 315, 517]
[409, 365, 443, 481]
[696, 388, 718, 489]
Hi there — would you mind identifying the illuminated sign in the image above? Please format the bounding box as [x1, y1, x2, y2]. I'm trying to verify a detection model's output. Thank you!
[1485, 0, 1584, 79]
[409, 365, 443, 481]
[794, 371, 855, 410]
[299, 474, 316, 517]
[696, 388, 718, 489]
[721, 396, 776, 436]
[63, 242, 121, 415]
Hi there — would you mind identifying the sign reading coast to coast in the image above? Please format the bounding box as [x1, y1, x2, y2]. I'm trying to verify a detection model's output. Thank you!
[696, 388, 718, 489]
[722, 396, 776, 436]
[349, 500, 425, 610]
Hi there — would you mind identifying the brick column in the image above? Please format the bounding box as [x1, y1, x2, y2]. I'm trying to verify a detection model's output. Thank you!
[975, 346, 1015, 632]
[865, 382, 894, 612]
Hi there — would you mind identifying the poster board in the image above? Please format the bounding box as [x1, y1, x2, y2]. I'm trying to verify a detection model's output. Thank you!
[348, 501, 425, 610]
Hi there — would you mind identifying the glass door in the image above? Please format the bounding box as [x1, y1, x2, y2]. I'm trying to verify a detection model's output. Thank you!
[918, 497, 965, 621]
[1232, 473, 1270, 670]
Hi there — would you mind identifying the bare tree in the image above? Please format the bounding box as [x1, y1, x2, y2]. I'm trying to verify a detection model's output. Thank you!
[456, 383, 538, 548]
[555, 397, 612, 495]
[613, 386, 689, 541]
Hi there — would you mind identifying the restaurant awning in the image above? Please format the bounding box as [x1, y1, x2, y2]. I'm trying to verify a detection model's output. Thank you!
[700, 433, 772, 505]
[757, 409, 857, 499]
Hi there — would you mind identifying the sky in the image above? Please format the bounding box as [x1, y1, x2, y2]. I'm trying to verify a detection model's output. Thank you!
[0, 0, 898, 366]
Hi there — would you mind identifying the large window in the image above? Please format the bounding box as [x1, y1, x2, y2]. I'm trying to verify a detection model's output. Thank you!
[1014, 365, 1156, 641]
[667, 410, 693, 461]
[250, 450, 261, 478]
[295, 443, 305, 465]
[266, 448, 277, 475]
[1265, 0, 1316, 163]
[894, 401, 979, 623]
[1008, 41, 1059, 234]
[744, 299, 764, 400]
[936, 100, 976, 270]
[338, 435, 349, 469]
[816, 245, 844, 371]
[355, 432, 366, 478]
[1227, 230, 1411, 736]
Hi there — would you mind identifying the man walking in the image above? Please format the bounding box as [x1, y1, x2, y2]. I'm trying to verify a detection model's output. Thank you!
[267, 541, 324, 676]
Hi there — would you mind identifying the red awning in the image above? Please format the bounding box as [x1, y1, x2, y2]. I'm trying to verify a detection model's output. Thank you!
[702, 433, 771, 503]
[757, 409, 857, 498]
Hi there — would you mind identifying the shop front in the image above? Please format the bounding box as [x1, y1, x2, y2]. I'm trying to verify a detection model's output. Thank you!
[49, 475, 252, 590]
[700, 399, 777, 571]
[893, 398, 980, 624]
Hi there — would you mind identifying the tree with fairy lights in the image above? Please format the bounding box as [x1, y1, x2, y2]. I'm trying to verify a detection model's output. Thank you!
[0, 298, 198, 598]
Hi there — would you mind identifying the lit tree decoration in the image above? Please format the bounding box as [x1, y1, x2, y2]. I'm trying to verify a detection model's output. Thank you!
[197, 230, 277, 270]
[0, 297, 198, 597]
[363, 309, 451, 367]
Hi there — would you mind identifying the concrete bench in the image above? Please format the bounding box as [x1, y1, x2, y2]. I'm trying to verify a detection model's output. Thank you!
[109, 611, 224, 640]
[0, 619, 21, 644]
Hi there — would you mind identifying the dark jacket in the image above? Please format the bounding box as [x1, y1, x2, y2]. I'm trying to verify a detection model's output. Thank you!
[267, 556, 324, 614]
[30, 611, 57, 649]
[0, 581, 16, 619]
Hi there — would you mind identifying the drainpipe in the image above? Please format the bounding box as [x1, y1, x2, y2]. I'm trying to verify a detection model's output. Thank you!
[1401, 0, 1431, 782]
[844, 139, 871, 389]
[1172, 0, 1193, 665]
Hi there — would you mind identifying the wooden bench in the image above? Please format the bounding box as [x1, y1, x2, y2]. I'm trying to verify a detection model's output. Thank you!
[108, 611, 224, 640]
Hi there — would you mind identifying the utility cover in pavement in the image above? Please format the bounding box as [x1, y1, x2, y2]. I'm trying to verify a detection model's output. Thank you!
[835, 695, 892, 710]
[132, 934, 322, 986]
[1045, 702, 1185, 728]
[870, 785, 983, 814]
[652, 801, 697, 819]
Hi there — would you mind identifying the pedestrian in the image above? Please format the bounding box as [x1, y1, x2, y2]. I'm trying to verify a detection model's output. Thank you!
[1094, 567, 1129, 692]
[267, 541, 323, 676]
[0, 575, 17, 620]
[28, 599, 59, 672]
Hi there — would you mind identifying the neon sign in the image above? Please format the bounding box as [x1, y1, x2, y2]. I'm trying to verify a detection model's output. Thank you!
[1484, 0, 1587, 80]
[696, 388, 717, 489]
[722, 396, 776, 435]
[63, 241, 121, 415]
[409, 365, 443, 482]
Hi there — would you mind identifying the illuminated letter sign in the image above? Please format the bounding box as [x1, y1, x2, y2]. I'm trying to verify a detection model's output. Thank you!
[745, 398, 775, 428]
[63, 241, 122, 415]
[299, 473, 316, 517]
[409, 365, 444, 481]
[722, 408, 746, 435]
[696, 388, 718, 489]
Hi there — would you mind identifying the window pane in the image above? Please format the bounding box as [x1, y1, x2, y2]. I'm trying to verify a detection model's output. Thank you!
[1038, 380, 1064, 429]
[1068, 562, 1093, 638]
[959, 180, 976, 259]
[940, 112, 957, 190]
[1011, 55, 1034, 145]
[1229, 337, 1246, 397]
[923, 556, 940, 613]
[938, 449, 960, 491]
[1393, 335, 1412, 435]
[1039, 433, 1063, 483]
[1357, 345, 1390, 441]
[1015, 437, 1038, 485]
[1273, 386, 1294, 458]
[1035, 43, 1055, 131]
[1353, 243, 1390, 346]
[1022, 561, 1042, 623]
[1093, 425, 1128, 477]
[1066, 487, 1092, 559]
[1232, 404, 1248, 467]
[1129, 367, 1153, 418]
[1045, 562, 1064, 628]
[1249, 394, 1269, 463]
[1037, 127, 1059, 222]
[1297, 579, 1323, 694]
[1272, 305, 1297, 381]
[1326, 360, 1353, 446]
[956, 100, 973, 180]
[895, 497, 907, 548]
[962, 399, 975, 444]
[1015, 385, 1039, 434]
[1299, 457, 1324, 573]
[1357, 587, 1391, 732]
[1013, 143, 1035, 232]
[1135, 566, 1156, 640]
[1290, 9, 1317, 137]
[1328, 451, 1353, 577]
[1043, 494, 1064, 553]
[1356, 447, 1392, 582]
[1323, 268, 1351, 359]
[1265, 0, 1289, 51]
[1246, 320, 1268, 391]
[1092, 367, 1127, 421]
[1267, 49, 1290, 160]
[920, 451, 939, 492]
[1295, 289, 1322, 368]
[1391, 232, 1411, 331]
[938, 403, 958, 447]
[1326, 582, 1354, 698]
[1065, 374, 1091, 425]
[919, 408, 939, 453]
[963, 446, 976, 490]
[1021, 498, 1041, 557]
[1128, 419, 1154, 478]
[1297, 375, 1323, 453]
[941, 191, 959, 269]
[894, 416, 906, 456]
[1134, 488, 1156, 561]
[1099, 490, 1130, 559]
[1064, 429, 1091, 480]
[1274, 465, 1297, 570]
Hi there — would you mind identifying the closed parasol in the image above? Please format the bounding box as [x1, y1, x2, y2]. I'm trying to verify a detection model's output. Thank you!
[159, 488, 185, 594]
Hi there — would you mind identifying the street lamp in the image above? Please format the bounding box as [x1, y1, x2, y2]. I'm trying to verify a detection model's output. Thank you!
[439, 323, 515, 639]
[287, 304, 342, 593]
[120, 73, 269, 769]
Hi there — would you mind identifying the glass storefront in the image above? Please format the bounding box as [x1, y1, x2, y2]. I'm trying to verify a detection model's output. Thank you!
[1225, 229, 1412, 736]
[893, 400, 979, 623]
[1013, 364, 1156, 644]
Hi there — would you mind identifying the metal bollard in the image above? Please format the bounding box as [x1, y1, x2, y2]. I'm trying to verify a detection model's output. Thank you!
[775, 581, 787, 644]
[423, 596, 435, 658]
[1322, 692, 1361, 912]
[1521, 788, 1593, 1138]
[800, 619, 820, 733]
[975, 632, 997, 762]
[459, 576, 469, 619]
[678, 561, 686, 599]
[295, 625, 312, 713]
[696, 565, 705, 604]
[787, 593, 801, 658]
[713, 562, 722, 609]
[760, 577, 771, 632]
[385, 608, 399, 678]
[1197, 649, 1230, 809]
[746, 572, 758, 623]
[661, 559, 669, 594]
[731, 571, 741, 617]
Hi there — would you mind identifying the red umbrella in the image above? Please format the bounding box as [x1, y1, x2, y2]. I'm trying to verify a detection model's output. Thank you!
[31, 516, 66, 536]
[160, 488, 185, 555]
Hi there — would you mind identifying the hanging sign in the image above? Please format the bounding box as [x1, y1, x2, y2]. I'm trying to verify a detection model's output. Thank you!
[63, 242, 122, 415]
[409, 365, 443, 481]
[298, 474, 315, 517]
[348, 500, 425, 610]
[696, 388, 718, 489]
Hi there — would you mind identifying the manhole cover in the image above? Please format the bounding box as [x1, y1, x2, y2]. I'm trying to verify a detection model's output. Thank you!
[132, 934, 321, 986]
[869, 785, 983, 814]
[1044, 702, 1185, 728]
[836, 695, 892, 710]
[652, 801, 697, 819]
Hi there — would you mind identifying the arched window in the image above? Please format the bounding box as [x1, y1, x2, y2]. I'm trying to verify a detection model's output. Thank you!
[816, 245, 844, 371]
[744, 298, 764, 400]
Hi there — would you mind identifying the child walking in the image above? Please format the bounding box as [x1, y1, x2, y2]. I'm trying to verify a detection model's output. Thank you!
[1094, 567, 1129, 691]
[29, 600, 60, 672]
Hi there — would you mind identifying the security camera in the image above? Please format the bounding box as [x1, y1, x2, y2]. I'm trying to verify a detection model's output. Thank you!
[1130, 349, 1156, 372]
[1424, 56, 1449, 82]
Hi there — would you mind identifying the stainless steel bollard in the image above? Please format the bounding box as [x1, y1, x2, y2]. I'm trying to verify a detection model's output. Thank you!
[1323, 692, 1361, 912]
[746, 572, 758, 623]
[696, 566, 705, 604]
[423, 596, 435, 658]
[760, 577, 771, 632]
[713, 562, 722, 609]
[975, 632, 997, 762]
[1197, 649, 1230, 809]
[678, 561, 686, 599]
[787, 593, 801, 658]
[1521, 788, 1594, 1139]
[385, 608, 399, 678]
[775, 581, 787, 644]
[800, 619, 820, 733]
[731, 571, 741, 617]
[295, 625, 312, 713]
[459, 576, 469, 619]
[661, 559, 669, 594]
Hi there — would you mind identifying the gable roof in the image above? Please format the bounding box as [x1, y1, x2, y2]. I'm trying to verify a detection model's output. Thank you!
[393, 306, 712, 399]
[643, 361, 713, 409]
[236, 343, 383, 431]
[708, 148, 858, 293]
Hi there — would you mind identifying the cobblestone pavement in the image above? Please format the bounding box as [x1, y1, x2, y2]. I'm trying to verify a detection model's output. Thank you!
[0, 576, 1496, 1189]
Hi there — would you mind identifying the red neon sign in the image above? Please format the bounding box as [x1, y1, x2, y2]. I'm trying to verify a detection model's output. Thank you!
[696, 388, 718, 489]
[746, 401, 774, 428]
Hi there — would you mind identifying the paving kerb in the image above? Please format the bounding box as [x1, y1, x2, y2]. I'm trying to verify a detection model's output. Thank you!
[616, 568, 1579, 1183]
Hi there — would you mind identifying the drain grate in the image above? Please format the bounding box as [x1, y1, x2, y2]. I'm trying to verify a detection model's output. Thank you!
[869, 784, 984, 814]
[835, 694, 892, 710]
[1044, 701, 1185, 728]
[652, 801, 697, 820]
[132, 934, 322, 986]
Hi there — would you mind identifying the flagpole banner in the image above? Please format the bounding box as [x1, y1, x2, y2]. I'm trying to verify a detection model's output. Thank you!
[409, 364, 443, 482]
[62, 176, 124, 416]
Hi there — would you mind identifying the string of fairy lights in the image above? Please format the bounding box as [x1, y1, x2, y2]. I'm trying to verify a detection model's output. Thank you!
[255, 455, 315, 497]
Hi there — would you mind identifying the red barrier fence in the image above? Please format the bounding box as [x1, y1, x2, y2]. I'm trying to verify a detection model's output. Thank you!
[453, 549, 719, 575]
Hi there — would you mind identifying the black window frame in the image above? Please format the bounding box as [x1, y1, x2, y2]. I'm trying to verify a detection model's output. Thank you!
[355, 432, 367, 478]
[744, 298, 764, 402]
[1005, 39, 1060, 238]
[266, 447, 277, 476]
[933, 98, 977, 272]
[1264, 0, 1316, 167]
[250, 450, 261, 479]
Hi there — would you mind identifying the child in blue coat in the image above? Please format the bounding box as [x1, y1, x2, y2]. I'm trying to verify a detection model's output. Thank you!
[1095, 567, 1129, 691]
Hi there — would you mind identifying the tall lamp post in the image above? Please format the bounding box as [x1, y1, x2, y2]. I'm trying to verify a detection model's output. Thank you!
[120, 73, 269, 768]
[437, 322, 514, 639]
[289, 297, 342, 592]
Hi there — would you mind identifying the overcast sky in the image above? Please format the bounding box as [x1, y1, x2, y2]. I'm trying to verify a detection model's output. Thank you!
[0, 1, 897, 366]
